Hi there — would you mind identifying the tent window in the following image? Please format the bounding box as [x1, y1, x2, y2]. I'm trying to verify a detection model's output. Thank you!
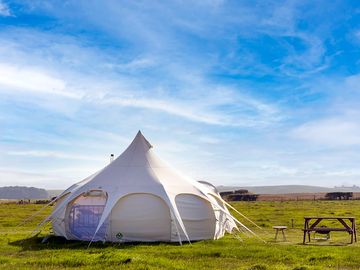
[69, 205, 107, 241]
[68, 192, 107, 241]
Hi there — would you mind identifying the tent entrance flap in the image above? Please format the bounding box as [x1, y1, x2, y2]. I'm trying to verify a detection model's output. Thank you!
[110, 193, 171, 242]
[69, 205, 107, 241]
[67, 192, 108, 241]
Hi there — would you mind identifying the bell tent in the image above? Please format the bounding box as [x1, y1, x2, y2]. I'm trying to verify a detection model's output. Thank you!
[46, 131, 250, 243]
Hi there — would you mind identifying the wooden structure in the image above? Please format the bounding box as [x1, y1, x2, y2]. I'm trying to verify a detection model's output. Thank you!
[273, 226, 287, 241]
[220, 189, 259, 201]
[226, 194, 258, 201]
[303, 216, 357, 244]
[325, 192, 353, 200]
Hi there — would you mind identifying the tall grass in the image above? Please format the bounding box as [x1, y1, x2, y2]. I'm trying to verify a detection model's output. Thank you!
[1, 201, 360, 269]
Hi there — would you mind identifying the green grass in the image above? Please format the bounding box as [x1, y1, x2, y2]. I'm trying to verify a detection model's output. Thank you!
[1, 201, 360, 269]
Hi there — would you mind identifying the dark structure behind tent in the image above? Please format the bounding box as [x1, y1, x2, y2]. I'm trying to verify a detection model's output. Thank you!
[325, 192, 353, 200]
[220, 189, 259, 201]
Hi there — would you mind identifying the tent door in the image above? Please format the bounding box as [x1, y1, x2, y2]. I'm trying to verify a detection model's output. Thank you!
[69, 205, 107, 241]
[67, 192, 107, 241]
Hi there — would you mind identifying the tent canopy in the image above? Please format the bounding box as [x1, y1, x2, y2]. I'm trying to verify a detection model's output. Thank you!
[48, 131, 246, 243]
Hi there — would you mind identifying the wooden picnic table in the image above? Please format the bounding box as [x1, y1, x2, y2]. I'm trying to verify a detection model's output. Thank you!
[303, 216, 357, 244]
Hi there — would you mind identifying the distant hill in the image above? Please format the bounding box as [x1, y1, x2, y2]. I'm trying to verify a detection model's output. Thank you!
[48, 185, 360, 197]
[47, 190, 64, 198]
[0, 186, 49, 199]
[3, 185, 359, 199]
[217, 185, 360, 194]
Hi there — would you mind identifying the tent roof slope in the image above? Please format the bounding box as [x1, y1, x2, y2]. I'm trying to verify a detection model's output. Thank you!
[80, 131, 198, 188]
[55, 131, 238, 208]
[55, 131, 209, 201]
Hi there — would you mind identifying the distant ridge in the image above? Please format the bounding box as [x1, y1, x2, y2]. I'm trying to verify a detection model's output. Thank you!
[217, 185, 360, 194]
[0, 186, 49, 199]
[2, 185, 359, 199]
[47, 190, 64, 198]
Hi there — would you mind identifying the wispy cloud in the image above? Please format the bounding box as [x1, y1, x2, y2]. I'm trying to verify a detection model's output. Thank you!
[0, 27, 282, 128]
[101, 92, 280, 128]
[0, 167, 96, 189]
[0, 63, 82, 98]
[1, 0, 360, 188]
[102, 97, 224, 126]
[7, 150, 104, 161]
[291, 118, 360, 146]
[0, 1, 11, 17]
[19, 0, 332, 78]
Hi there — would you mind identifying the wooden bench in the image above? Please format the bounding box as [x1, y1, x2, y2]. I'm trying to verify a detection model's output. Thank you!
[303, 217, 357, 244]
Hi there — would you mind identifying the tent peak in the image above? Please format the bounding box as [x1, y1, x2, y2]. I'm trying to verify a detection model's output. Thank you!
[133, 130, 153, 149]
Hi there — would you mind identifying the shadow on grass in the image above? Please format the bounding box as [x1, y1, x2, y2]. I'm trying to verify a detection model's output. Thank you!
[300, 243, 351, 247]
[297, 241, 351, 247]
[9, 235, 183, 251]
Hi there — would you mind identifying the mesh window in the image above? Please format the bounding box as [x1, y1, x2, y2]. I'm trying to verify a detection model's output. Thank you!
[69, 204, 108, 241]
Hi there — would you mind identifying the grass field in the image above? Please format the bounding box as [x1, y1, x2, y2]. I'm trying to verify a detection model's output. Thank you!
[1, 201, 360, 269]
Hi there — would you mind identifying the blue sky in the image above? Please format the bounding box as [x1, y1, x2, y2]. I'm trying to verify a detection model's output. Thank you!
[1, 0, 360, 189]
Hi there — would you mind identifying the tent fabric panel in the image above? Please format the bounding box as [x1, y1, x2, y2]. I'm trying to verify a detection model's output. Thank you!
[175, 194, 216, 240]
[178, 220, 216, 241]
[89, 180, 176, 242]
[208, 193, 238, 233]
[170, 211, 179, 242]
[213, 209, 227, 239]
[175, 194, 215, 220]
[90, 164, 163, 189]
[109, 193, 171, 242]
[52, 193, 70, 237]
[205, 193, 229, 238]
[72, 193, 107, 205]
[151, 167, 203, 195]
[104, 131, 153, 168]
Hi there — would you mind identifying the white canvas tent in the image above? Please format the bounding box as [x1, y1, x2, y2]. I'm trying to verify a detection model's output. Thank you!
[46, 131, 250, 243]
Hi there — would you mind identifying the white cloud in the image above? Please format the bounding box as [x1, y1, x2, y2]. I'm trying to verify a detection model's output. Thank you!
[104, 57, 155, 70]
[0, 64, 279, 127]
[0, 167, 94, 189]
[344, 74, 360, 93]
[198, 136, 221, 144]
[259, 164, 299, 176]
[3, 1, 355, 189]
[101, 93, 280, 128]
[280, 34, 326, 75]
[0, 63, 82, 98]
[101, 97, 226, 126]
[0, 27, 282, 128]
[22, 0, 330, 77]
[0, 169, 55, 187]
[291, 118, 360, 146]
[0, 1, 11, 17]
[7, 150, 103, 161]
[324, 169, 360, 177]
